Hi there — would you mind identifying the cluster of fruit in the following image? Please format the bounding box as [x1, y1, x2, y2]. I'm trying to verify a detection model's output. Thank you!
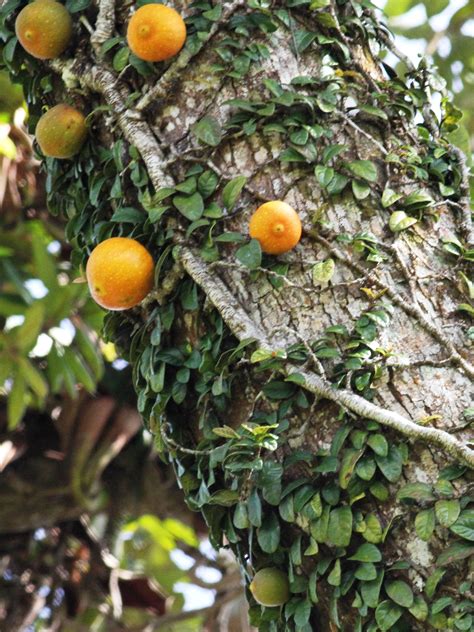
[16, 1, 302, 316]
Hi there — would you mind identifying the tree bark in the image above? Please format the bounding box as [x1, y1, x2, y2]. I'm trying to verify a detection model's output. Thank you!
[2, 0, 473, 630]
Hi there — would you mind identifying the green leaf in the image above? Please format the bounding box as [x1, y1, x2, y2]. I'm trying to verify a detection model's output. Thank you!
[347, 160, 378, 182]
[409, 595, 428, 621]
[339, 448, 363, 489]
[7, 373, 27, 429]
[415, 508, 435, 541]
[381, 187, 403, 208]
[235, 239, 262, 269]
[198, 170, 219, 198]
[259, 461, 283, 506]
[173, 192, 204, 220]
[192, 115, 222, 147]
[402, 190, 434, 209]
[113, 46, 129, 71]
[327, 506, 353, 547]
[15, 302, 45, 352]
[315, 164, 335, 187]
[233, 502, 249, 529]
[352, 180, 371, 200]
[375, 446, 402, 482]
[367, 433, 388, 457]
[389, 210, 418, 232]
[436, 541, 474, 566]
[435, 499, 460, 528]
[450, 510, 474, 541]
[328, 559, 341, 586]
[361, 570, 384, 608]
[397, 483, 435, 504]
[312, 258, 335, 284]
[222, 176, 247, 211]
[363, 514, 383, 543]
[248, 489, 262, 527]
[425, 568, 445, 599]
[355, 562, 377, 581]
[18, 357, 48, 400]
[385, 580, 414, 608]
[257, 512, 280, 553]
[349, 543, 381, 562]
[375, 600, 403, 631]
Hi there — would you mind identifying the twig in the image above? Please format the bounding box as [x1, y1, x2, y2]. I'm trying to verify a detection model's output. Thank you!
[91, 0, 116, 55]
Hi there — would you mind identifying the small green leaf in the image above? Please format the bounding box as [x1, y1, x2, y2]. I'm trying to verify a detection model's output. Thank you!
[192, 115, 222, 147]
[236, 239, 262, 269]
[367, 433, 388, 457]
[347, 160, 378, 182]
[349, 543, 381, 562]
[425, 568, 445, 599]
[450, 509, 474, 541]
[352, 179, 371, 200]
[222, 176, 247, 211]
[385, 580, 414, 608]
[257, 512, 280, 553]
[363, 514, 383, 543]
[435, 499, 460, 528]
[389, 211, 417, 232]
[312, 258, 335, 284]
[397, 483, 435, 504]
[415, 508, 435, 541]
[436, 540, 474, 566]
[375, 446, 402, 482]
[381, 188, 403, 208]
[375, 600, 403, 631]
[323, 506, 352, 547]
[327, 559, 341, 586]
[173, 192, 204, 220]
[361, 570, 384, 608]
[409, 596, 428, 621]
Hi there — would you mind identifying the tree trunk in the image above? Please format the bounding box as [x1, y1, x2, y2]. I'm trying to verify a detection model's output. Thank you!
[2, 0, 473, 630]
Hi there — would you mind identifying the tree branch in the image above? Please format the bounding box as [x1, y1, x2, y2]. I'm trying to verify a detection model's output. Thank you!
[179, 249, 474, 469]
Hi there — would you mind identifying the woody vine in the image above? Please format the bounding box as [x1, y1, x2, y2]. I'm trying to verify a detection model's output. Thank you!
[1, 0, 473, 630]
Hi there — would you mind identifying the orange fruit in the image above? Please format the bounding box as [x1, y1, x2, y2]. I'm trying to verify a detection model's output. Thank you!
[15, 0, 72, 60]
[127, 4, 186, 62]
[36, 104, 87, 159]
[249, 568, 290, 607]
[249, 201, 302, 255]
[86, 238, 154, 311]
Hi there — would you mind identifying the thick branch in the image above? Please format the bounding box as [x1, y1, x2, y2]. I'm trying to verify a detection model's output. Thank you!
[179, 250, 474, 469]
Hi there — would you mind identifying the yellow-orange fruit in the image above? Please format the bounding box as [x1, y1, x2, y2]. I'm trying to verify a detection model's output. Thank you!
[15, 0, 72, 60]
[249, 568, 290, 607]
[86, 238, 154, 311]
[127, 4, 186, 62]
[36, 104, 87, 159]
[249, 201, 302, 255]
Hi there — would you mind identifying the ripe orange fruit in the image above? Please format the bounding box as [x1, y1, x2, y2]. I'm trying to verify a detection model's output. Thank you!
[36, 104, 87, 159]
[249, 201, 302, 255]
[15, 0, 73, 60]
[127, 4, 186, 62]
[86, 238, 154, 311]
[249, 568, 290, 607]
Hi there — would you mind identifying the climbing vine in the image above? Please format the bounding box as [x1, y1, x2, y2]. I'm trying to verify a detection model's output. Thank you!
[1, 0, 473, 630]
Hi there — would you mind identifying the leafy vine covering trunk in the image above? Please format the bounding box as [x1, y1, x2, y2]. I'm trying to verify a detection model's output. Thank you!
[1, 0, 473, 630]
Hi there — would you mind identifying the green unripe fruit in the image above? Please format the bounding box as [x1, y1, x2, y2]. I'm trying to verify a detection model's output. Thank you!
[249, 568, 290, 607]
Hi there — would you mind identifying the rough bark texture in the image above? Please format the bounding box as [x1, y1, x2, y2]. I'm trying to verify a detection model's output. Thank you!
[2, 0, 473, 630]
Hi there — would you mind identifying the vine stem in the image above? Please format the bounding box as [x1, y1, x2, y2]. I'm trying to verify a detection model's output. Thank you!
[180, 248, 474, 469]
